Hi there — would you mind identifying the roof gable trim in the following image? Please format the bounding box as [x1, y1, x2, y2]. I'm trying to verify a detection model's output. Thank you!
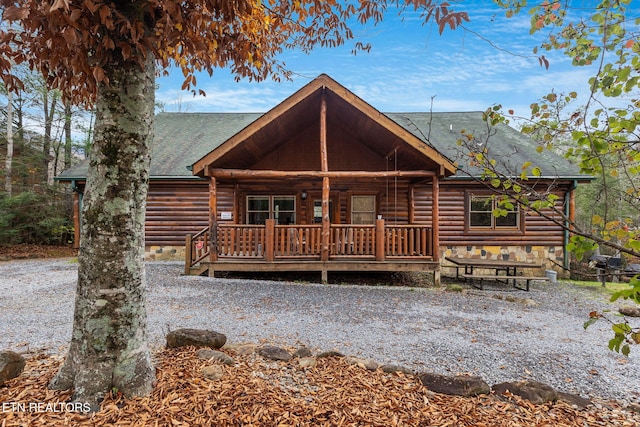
[191, 74, 457, 177]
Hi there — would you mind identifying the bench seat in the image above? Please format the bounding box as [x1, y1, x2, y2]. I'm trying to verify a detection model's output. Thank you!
[462, 274, 549, 291]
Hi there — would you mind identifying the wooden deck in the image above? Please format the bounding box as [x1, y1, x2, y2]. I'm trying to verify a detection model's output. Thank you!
[186, 220, 439, 282]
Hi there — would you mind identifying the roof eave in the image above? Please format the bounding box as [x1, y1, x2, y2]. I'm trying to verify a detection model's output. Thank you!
[445, 174, 595, 181]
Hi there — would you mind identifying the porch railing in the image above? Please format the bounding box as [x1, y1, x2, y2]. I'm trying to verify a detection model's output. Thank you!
[384, 224, 433, 257]
[331, 224, 375, 257]
[275, 225, 322, 258]
[186, 221, 433, 272]
[216, 224, 265, 258]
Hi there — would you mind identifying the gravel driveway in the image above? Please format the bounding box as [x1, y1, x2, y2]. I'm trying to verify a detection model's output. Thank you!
[1, 258, 639, 404]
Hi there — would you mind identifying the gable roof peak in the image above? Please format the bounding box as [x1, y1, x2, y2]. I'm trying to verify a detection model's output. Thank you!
[190, 74, 457, 176]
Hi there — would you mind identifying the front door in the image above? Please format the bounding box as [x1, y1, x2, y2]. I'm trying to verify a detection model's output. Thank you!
[312, 199, 334, 223]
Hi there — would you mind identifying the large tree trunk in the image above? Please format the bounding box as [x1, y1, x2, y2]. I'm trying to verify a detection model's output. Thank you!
[49, 54, 156, 411]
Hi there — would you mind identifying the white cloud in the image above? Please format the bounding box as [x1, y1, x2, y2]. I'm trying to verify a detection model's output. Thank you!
[154, 2, 622, 115]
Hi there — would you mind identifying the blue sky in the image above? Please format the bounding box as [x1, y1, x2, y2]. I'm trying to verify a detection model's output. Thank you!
[155, 2, 636, 117]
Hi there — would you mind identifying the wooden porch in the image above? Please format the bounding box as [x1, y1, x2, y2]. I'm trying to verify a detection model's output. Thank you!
[185, 219, 439, 282]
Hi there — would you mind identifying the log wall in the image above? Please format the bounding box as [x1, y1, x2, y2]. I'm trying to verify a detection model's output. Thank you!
[437, 182, 566, 247]
[145, 180, 209, 247]
[142, 178, 570, 269]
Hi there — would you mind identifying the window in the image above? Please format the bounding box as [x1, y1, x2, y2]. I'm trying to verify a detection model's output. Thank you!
[247, 195, 295, 225]
[273, 196, 295, 224]
[351, 195, 376, 224]
[468, 194, 519, 230]
[247, 196, 270, 225]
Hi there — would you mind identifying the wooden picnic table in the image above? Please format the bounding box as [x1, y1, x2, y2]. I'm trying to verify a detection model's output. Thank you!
[444, 256, 546, 291]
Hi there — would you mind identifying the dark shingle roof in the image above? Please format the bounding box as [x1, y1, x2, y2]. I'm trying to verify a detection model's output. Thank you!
[386, 112, 585, 179]
[57, 111, 588, 180]
[57, 113, 261, 180]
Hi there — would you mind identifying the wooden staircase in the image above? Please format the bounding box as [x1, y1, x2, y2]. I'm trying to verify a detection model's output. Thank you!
[188, 262, 210, 276]
[184, 227, 211, 276]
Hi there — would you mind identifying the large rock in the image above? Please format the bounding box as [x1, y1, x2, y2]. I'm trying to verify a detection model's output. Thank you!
[225, 343, 257, 355]
[345, 356, 378, 371]
[557, 392, 592, 409]
[201, 365, 224, 381]
[257, 345, 292, 362]
[492, 380, 557, 404]
[381, 364, 413, 375]
[294, 347, 313, 358]
[166, 328, 226, 349]
[417, 372, 490, 397]
[316, 350, 344, 358]
[196, 349, 235, 365]
[619, 305, 640, 318]
[0, 351, 26, 385]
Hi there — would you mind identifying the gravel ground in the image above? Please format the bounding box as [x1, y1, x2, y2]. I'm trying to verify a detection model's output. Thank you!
[1, 258, 639, 405]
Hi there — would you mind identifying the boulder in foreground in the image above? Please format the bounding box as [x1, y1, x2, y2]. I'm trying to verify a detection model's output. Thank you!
[166, 328, 226, 349]
[0, 351, 25, 385]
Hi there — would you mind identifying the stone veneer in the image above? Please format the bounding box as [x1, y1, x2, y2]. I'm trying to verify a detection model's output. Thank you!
[442, 245, 565, 277]
[145, 246, 186, 261]
[146, 244, 567, 279]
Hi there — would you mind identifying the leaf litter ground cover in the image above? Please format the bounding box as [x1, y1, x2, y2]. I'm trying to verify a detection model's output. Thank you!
[1, 347, 638, 427]
[2, 248, 640, 425]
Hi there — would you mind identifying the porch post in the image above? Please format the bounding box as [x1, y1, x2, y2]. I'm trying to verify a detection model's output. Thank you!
[184, 234, 192, 275]
[432, 176, 440, 262]
[320, 91, 330, 264]
[209, 176, 218, 263]
[375, 218, 385, 261]
[265, 219, 275, 262]
[321, 177, 330, 262]
[408, 183, 415, 223]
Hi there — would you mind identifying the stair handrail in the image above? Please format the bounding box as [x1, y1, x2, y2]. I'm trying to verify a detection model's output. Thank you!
[185, 227, 210, 274]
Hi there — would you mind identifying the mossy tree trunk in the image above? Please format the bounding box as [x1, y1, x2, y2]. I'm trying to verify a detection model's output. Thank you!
[49, 54, 156, 411]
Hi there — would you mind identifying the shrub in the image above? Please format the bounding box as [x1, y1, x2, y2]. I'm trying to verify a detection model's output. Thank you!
[0, 190, 73, 245]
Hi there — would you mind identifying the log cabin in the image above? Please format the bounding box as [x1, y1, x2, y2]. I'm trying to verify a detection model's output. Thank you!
[57, 74, 591, 283]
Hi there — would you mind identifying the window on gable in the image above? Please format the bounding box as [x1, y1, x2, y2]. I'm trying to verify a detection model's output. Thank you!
[468, 194, 520, 230]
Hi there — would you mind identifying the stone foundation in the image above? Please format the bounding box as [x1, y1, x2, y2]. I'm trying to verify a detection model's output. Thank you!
[146, 244, 567, 278]
[441, 245, 565, 277]
[145, 245, 186, 261]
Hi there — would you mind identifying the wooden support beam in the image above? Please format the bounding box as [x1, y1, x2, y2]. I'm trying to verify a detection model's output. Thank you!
[432, 175, 440, 262]
[375, 219, 385, 261]
[209, 177, 218, 263]
[233, 183, 239, 223]
[319, 92, 330, 263]
[265, 219, 275, 262]
[184, 234, 192, 275]
[408, 183, 415, 223]
[320, 91, 328, 173]
[208, 168, 436, 179]
[569, 186, 576, 228]
[321, 176, 330, 262]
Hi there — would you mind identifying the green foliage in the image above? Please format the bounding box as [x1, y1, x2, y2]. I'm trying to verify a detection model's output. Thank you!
[0, 190, 73, 245]
[566, 235, 598, 261]
[611, 276, 640, 305]
[609, 324, 631, 356]
[491, 0, 640, 354]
